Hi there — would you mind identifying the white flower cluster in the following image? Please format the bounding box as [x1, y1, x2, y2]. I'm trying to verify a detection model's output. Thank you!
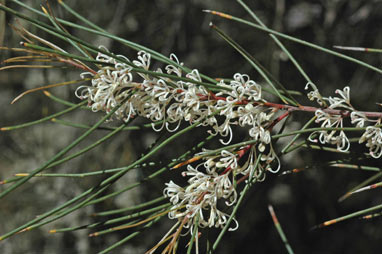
[76, 47, 276, 145]
[305, 84, 382, 157]
[164, 164, 238, 231]
[76, 48, 282, 231]
[163, 145, 279, 231]
[359, 122, 382, 158]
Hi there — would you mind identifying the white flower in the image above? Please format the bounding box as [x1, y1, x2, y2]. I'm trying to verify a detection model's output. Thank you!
[133, 50, 151, 70]
[164, 163, 238, 230]
[305, 82, 325, 106]
[164, 180, 185, 204]
[186, 69, 202, 82]
[226, 73, 262, 101]
[308, 109, 351, 152]
[165, 53, 183, 77]
[351, 111, 368, 128]
[332, 130, 351, 152]
[249, 125, 271, 144]
[78, 49, 276, 150]
[215, 150, 238, 170]
[75, 59, 133, 119]
[359, 125, 382, 158]
[327, 86, 352, 110]
[237, 104, 256, 126]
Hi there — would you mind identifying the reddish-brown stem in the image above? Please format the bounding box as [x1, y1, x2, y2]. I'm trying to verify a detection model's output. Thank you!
[263, 102, 382, 119]
[201, 89, 382, 119]
[236, 172, 249, 185]
[268, 110, 290, 131]
[164, 86, 382, 119]
[220, 145, 252, 176]
[220, 166, 232, 176]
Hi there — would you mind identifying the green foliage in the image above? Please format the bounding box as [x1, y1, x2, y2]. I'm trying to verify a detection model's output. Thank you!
[0, 1, 381, 253]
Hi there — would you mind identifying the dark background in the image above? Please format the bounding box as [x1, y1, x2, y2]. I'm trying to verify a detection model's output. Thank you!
[0, 0, 381, 253]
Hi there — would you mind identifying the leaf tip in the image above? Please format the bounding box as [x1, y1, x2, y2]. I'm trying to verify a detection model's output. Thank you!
[337, 193, 350, 203]
[204, 10, 232, 19]
[18, 227, 31, 234]
[41, 5, 48, 15]
[14, 173, 28, 177]
[43, 90, 51, 97]
[11, 95, 22, 104]
[268, 204, 279, 225]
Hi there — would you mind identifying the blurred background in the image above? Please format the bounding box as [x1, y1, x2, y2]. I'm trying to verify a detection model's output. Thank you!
[0, 0, 381, 253]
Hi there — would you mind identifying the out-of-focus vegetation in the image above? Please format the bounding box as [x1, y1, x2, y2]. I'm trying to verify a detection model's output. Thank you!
[0, 1, 381, 253]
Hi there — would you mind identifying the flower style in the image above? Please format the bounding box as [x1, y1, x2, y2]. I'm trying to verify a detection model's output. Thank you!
[70, 46, 379, 250]
[77, 48, 382, 245]
[304, 85, 382, 156]
[305, 84, 353, 110]
[164, 180, 185, 204]
[305, 85, 373, 153]
[309, 109, 350, 152]
[76, 49, 285, 235]
[76, 47, 278, 149]
[351, 111, 369, 128]
[227, 73, 262, 101]
[164, 163, 238, 231]
[327, 86, 352, 110]
[165, 53, 183, 77]
[305, 82, 325, 106]
[163, 143, 281, 234]
[75, 49, 135, 120]
[359, 124, 382, 158]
